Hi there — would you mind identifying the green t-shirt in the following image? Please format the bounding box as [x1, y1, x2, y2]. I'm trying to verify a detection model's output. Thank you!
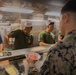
[10, 29, 33, 50]
[38, 31, 55, 44]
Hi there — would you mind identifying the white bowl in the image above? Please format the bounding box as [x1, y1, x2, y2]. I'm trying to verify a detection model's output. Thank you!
[25, 52, 41, 60]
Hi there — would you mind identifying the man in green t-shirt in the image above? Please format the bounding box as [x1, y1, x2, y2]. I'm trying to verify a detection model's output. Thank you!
[38, 22, 55, 46]
[4, 24, 33, 50]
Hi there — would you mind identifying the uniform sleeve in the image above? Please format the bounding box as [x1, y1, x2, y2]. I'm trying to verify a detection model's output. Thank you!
[0, 35, 3, 44]
[9, 30, 21, 37]
[38, 32, 44, 42]
[40, 42, 75, 75]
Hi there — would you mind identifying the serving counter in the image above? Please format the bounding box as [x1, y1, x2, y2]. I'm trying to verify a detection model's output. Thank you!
[0, 45, 53, 61]
[0, 45, 53, 75]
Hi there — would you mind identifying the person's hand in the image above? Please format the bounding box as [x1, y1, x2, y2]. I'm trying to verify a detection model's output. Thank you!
[27, 57, 37, 67]
[26, 58, 34, 67]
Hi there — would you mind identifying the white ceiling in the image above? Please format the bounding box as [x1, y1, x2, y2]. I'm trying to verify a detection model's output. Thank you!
[0, 0, 70, 22]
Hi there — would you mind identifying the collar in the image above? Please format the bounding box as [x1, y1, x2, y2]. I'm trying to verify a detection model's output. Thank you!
[65, 30, 76, 37]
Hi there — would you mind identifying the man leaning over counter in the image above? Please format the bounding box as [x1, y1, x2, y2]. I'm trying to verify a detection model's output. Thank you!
[4, 22, 33, 50]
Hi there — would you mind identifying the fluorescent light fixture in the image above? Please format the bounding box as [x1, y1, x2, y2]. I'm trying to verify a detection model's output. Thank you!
[0, 22, 10, 26]
[49, 1, 64, 7]
[0, 7, 34, 14]
[45, 11, 60, 17]
[21, 19, 45, 22]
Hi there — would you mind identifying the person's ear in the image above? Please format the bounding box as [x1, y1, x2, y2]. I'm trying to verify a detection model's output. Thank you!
[63, 13, 70, 24]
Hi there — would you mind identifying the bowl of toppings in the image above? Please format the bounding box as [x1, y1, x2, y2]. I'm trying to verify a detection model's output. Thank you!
[25, 52, 41, 67]
[25, 52, 41, 60]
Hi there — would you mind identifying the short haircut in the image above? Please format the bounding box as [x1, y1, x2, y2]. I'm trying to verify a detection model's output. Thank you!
[25, 26, 32, 29]
[61, 0, 76, 14]
[49, 22, 54, 26]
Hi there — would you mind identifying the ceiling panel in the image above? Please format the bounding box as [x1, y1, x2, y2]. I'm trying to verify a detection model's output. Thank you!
[0, 0, 70, 22]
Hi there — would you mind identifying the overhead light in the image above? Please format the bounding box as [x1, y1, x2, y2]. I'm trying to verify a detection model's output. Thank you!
[45, 11, 60, 17]
[21, 19, 45, 22]
[0, 22, 10, 26]
[0, 7, 34, 14]
[49, 0, 64, 7]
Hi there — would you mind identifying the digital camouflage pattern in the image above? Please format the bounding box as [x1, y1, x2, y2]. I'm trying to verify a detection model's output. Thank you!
[40, 30, 76, 75]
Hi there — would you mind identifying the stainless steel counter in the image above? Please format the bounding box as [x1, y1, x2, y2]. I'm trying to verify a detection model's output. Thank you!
[0, 45, 53, 61]
[0, 45, 54, 75]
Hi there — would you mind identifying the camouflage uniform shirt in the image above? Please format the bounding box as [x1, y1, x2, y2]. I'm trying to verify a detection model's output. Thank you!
[40, 30, 76, 75]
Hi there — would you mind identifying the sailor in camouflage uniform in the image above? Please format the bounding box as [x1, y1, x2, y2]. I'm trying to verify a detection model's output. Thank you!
[40, 0, 76, 75]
